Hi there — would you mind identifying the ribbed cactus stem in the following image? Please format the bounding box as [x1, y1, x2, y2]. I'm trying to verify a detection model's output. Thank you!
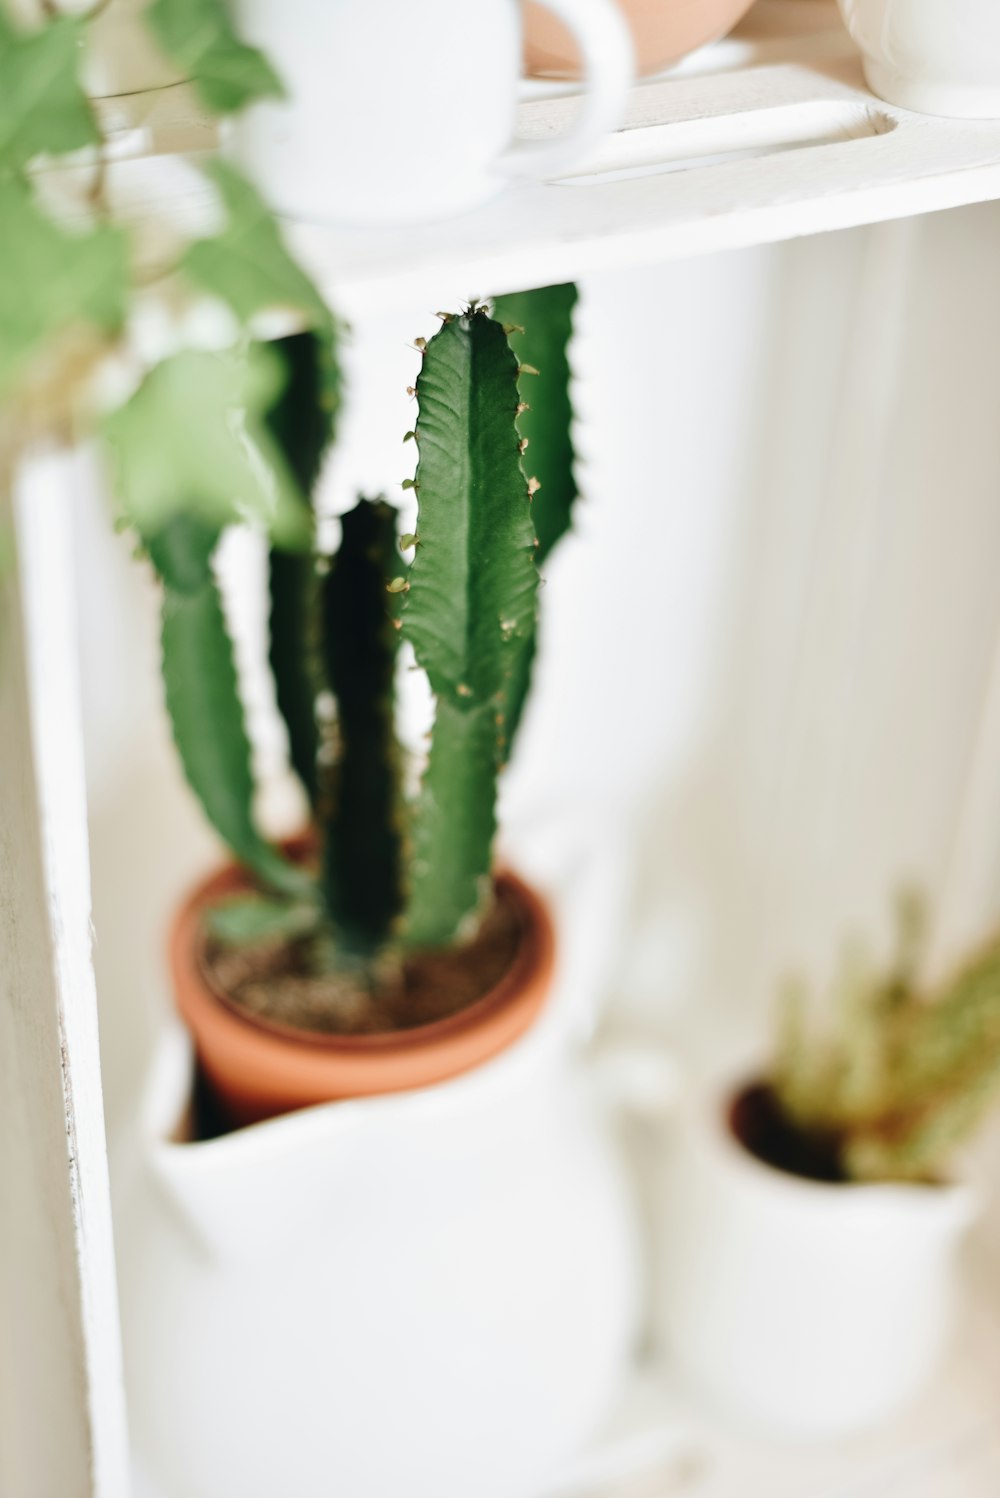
[492, 284, 579, 752]
[319, 497, 404, 958]
[266, 331, 341, 806]
[401, 307, 538, 946]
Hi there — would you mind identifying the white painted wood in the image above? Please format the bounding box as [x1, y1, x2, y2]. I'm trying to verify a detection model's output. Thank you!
[0, 450, 131, 1498]
[67, 1, 1000, 315]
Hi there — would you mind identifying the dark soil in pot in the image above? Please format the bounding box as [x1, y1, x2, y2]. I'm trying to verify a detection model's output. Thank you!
[200, 881, 523, 1038]
[730, 1082, 848, 1184]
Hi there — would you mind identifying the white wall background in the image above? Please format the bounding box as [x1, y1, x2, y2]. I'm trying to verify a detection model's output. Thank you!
[77, 200, 1000, 1131]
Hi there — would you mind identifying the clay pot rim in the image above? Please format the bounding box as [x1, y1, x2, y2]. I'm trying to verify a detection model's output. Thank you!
[171, 853, 555, 1086]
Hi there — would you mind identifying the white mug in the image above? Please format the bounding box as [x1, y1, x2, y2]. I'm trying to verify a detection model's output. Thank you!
[231, 0, 634, 225]
[839, 0, 1000, 119]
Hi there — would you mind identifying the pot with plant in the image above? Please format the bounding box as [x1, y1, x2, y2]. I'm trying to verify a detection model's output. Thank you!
[659, 894, 992, 1438]
[117, 292, 641, 1498]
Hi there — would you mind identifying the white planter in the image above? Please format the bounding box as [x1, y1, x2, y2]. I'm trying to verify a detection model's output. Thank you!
[229, 0, 633, 225]
[838, 0, 1000, 119]
[658, 1071, 979, 1437]
[117, 996, 640, 1498]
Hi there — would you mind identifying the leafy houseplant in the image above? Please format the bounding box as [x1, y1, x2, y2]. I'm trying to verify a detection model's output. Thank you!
[152, 288, 582, 1124]
[661, 897, 990, 1438]
[1, 0, 333, 560]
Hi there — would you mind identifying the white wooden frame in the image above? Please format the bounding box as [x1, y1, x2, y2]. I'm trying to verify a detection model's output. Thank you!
[0, 453, 130, 1498]
[13, 2, 1000, 1494]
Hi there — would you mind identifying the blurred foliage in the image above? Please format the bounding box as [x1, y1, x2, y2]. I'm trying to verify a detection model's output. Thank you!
[773, 893, 1000, 1182]
[146, 0, 283, 114]
[0, 0, 337, 552]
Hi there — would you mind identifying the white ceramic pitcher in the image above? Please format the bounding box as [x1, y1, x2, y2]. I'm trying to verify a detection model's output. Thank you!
[118, 988, 641, 1498]
[230, 0, 634, 224]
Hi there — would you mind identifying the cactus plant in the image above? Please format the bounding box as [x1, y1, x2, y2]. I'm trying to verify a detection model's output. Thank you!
[144, 291, 580, 999]
[768, 893, 1000, 1182]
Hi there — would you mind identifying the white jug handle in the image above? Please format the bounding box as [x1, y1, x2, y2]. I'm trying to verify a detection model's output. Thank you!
[589, 1039, 679, 1119]
[500, 0, 634, 182]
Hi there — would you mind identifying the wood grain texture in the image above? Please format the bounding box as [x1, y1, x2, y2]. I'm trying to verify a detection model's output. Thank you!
[0, 451, 130, 1498]
[60, 2, 1000, 320]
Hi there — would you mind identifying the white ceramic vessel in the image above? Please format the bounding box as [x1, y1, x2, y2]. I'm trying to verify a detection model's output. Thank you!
[117, 997, 640, 1498]
[230, 0, 633, 225]
[838, 0, 1000, 119]
[658, 1070, 979, 1437]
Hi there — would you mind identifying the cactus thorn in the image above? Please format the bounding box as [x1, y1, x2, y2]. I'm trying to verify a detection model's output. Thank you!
[401, 478, 417, 491]
[406, 385, 416, 397]
[518, 363, 540, 377]
[386, 577, 409, 594]
[456, 683, 473, 698]
[502, 322, 525, 336]
[403, 430, 416, 443]
[516, 402, 530, 414]
[518, 438, 529, 454]
[435, 311, 454, 323]
[399, 533, 419, 551]
[413, 337, 427, 351]
[391, 617, 402, 630]
[527, 476, 541, 495]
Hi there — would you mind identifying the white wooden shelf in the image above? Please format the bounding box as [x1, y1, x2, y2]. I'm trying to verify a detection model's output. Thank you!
[93, 0, 1000, 315]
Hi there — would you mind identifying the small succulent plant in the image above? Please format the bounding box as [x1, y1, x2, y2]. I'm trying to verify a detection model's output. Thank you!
[772, 892, 1000, 1182]
[144, 289, 579, 981]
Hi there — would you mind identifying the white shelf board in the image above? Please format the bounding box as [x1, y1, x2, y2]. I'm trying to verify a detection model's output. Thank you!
[86, 1, 1000, 314]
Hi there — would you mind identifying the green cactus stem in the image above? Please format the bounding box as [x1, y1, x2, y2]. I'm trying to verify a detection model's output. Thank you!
[493, 284, 579, 565]
[266, 330, 340, 806]
[148, 513, 308, 898]
[401, 307, 538, 946]
[492, 284, 579, 750]
[319, 497, 405, 958]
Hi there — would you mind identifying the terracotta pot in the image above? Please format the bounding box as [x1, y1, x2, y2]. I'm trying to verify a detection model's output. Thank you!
[171, 859, 555, 1127]
[523, 0, 756, 78]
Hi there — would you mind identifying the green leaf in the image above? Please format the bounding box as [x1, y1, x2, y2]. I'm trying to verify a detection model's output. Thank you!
[151, 513, 310, 898]
[204, 895, 320, 945]
[102, 344, 311, 548]
[0, 16, 99, 170]
[320, 498, 404, 957]
[493, 284, 579, 564]
[146, 0, 283, 114]
[401, 309, 538, 946]
[182, 163, 332, 331]
[0, 177, 127, 394]
[265, 332, 341, 805]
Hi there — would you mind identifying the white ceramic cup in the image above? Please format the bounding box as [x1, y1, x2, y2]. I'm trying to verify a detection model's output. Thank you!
[838, 0, 1000, 119]
[231, 0, 635, 225]
[658, 1068, 979, 1437]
